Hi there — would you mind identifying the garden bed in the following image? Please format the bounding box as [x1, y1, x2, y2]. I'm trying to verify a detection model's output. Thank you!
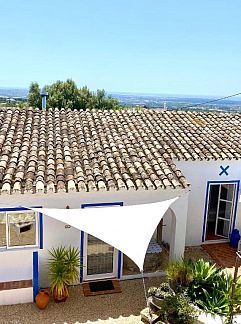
[142, 258, 241, 324]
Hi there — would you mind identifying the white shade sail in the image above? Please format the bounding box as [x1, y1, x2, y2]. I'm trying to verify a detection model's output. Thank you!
[30, 197, 178, 271]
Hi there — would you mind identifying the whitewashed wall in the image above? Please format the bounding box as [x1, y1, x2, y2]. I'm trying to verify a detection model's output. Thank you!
[0, 250, 33, 282]
[175, 159, 241, 246]
[0, 187, 184, 209]
[0, 187, 186, 287]
[162, 209, 174, 246]
[38, 216, 80, 287]
[1, 158, 240, 288]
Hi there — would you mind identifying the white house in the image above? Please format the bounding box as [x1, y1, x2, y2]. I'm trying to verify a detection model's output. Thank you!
[0, 107, 240, 305]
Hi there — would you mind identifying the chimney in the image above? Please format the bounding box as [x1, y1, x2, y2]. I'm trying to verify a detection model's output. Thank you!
[40, 89, 48, 110]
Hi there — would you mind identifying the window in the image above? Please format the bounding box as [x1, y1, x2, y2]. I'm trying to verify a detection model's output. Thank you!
[0, 211, 38, 249]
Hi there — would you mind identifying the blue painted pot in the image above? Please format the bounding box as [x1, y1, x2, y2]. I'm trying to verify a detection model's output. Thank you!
[230, 229, 240, 248]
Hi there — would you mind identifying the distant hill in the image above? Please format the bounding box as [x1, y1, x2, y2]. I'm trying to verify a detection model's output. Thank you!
[0, 87, 241, 112]
[0, 87, 28, 98]
[109, 92, 241, 112]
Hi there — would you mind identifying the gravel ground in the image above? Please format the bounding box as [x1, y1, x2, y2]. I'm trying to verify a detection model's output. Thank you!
[0, 277, 163, 324]
[0, 246, 214, 324]
[184, 245, 214, 263]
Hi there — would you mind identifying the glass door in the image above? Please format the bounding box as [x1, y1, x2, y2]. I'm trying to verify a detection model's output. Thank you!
[80, 202, 123, 281]
[83, 234, 118, 280]
[215, 184, 234, 237]
[205, 183, 236, 240]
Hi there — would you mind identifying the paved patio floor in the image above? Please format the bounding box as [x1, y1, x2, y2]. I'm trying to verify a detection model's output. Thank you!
[202, 243, 241, 275]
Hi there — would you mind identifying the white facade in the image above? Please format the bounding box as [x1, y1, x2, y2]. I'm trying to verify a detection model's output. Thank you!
[0, 186, 189, 304]
[1, 158, 240, 305]
[175, 159, 241, 246]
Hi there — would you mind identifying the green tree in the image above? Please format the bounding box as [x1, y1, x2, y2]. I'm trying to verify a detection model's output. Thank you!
[45, 79, 81, 110]
[28, 82, 41, 108]
[88, 89, 120, 110]
[78, 85, 93, 110]
[27, 79, 121, 110]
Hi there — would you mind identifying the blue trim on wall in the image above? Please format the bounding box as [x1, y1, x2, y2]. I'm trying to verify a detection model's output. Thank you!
[232, 181, 240, 231]
[80, 231, 84, 283]
[39, 213, 43, 249]
[80, 201, 124, 280]
[202, 182, 211, 242]
[117, 251, 122, 279]
[81, 201, 123, 208]
[202, 180, 240, 242]
[0, 207, 33, 212]
[32, 251, 39, 302]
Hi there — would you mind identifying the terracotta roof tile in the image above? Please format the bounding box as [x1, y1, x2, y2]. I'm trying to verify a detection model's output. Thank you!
[2, 107, 240, 194]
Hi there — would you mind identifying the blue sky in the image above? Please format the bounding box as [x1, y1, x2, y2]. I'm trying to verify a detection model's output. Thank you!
[0, 0, 241, 96]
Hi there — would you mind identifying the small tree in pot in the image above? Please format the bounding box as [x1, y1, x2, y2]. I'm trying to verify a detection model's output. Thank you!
[48, 246, 81, 302]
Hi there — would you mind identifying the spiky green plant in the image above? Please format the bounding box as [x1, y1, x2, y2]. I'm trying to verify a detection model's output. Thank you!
[191, 259, 219, 284]
[64, 246, 81, 283]
[196, 289, 229, 316]
[48, 246, 81, 299]
[188, 259, 220, 301]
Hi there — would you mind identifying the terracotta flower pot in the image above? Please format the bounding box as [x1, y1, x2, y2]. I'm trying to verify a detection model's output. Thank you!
[53, 287, 69, 303]
[36, 289, 50, 310]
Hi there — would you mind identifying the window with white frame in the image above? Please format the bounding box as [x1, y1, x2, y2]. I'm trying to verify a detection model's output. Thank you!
[0, 211, 38, 248]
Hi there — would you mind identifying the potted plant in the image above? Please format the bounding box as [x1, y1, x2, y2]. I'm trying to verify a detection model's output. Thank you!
[160, 292, 198, 324]
[48, 246, 80, 303]
[148, 283, 174, 308]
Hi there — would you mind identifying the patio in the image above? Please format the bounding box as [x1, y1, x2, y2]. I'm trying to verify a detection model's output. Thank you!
[202, 243, 241, 275]
[0, 246, 215, 324]
[0, 277, 162, 324]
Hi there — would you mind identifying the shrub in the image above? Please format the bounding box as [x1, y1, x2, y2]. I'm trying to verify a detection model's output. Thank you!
[188, 260, 241, 316]
[160, 293, 198, 324]
[147, 283, 174, 299]
[165, 259, 241, 317]
[166, 259, 193, 291]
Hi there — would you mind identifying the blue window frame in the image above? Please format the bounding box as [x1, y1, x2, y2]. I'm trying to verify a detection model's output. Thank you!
[80, 201, 123, 281]
[0, 206, 43, 250]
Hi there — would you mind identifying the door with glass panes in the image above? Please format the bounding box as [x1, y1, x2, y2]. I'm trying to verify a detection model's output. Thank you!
[81, 202, 121, 281]
[83, 233, 118, 280]
[205, 183, 237, 241]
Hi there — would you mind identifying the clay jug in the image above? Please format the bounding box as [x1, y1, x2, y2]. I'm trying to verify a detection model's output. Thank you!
[36, 289, 50, 310]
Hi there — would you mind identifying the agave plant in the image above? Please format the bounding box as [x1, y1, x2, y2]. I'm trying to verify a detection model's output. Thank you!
[188, 259, 220, 301]
[188, 260, 241, 316]
[196, 289, 229, 316]
[48, 246, 81, 302]
[191, 259, 219, 284]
